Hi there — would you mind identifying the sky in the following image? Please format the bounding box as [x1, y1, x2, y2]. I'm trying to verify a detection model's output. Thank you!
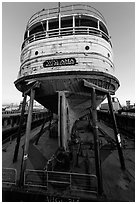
[2, 1, 135, 106]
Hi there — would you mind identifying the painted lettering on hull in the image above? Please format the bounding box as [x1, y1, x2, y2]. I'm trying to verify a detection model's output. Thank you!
[43, 58, 77, 68]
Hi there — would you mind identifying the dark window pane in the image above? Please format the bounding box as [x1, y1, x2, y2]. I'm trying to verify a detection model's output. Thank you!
[29, 22, 44, 35]
[99, 21, 108, 35]
[75, 15, 98, 28]
[41, 21, 46, 31]
[75, 15, 81, 27]
[49, 18, 59, 30]
[61, 16, 73, 28]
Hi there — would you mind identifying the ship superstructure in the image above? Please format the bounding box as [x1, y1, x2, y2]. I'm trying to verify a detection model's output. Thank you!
[15, 4, 119, 149]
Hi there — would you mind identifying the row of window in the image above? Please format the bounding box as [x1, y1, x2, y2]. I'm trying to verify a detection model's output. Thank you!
[24, 15, 109, 40]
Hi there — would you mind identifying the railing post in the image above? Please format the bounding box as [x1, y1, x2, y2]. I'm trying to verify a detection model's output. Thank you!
[107, 93, 125, 170]
[70, 173, 71, 190]
[87, 27, 89, 35]
[46, 19, 49, 37]
[73, 15, 75, 34]
[47, 170, 48, 190]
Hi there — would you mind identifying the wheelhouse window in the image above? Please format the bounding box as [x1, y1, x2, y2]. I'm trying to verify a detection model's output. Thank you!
[75, 15, 98, 28]
[61, 16, 73, 28]
[99, 21, 108, 35]
[49, 18, 59, 30]
[29, 21, 46, 36]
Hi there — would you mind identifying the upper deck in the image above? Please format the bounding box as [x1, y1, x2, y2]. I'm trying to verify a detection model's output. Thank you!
[22, 4, 112, 50]
[16, 3, 118, 97]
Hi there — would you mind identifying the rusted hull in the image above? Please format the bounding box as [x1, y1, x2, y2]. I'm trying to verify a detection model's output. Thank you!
[15, 70, 119, 145]
[15, 70, 119, 113]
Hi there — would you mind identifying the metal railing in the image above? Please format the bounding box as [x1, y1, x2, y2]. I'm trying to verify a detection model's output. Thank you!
[27, 4, 106, 29]
[2, 168, 17, 185]
[2, 168, 98, 195]
[21, 26, 111, 50]
[24, 169, 98, 193]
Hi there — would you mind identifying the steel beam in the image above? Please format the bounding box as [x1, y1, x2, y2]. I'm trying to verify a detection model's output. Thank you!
[90, 87, 103, 195]
[19, 88, 35, 186]
[13, 94, 27, 163]
[107, 93, 125, 170]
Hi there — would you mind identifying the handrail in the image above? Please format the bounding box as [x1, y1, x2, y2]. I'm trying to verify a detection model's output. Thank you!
[27, 4, 106, 29]
[21, 26, 111, 50]
[2, 168, 17, 185]
[24, 169, 98, 193]
[24, 168, 97, 177]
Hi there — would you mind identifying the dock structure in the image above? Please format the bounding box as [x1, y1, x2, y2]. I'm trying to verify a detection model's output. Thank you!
[2, 3, 135, 202]
[2, 84, 134, 201]
[2, 107, 135, 201]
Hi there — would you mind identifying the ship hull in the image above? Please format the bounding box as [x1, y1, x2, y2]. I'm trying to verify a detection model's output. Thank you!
[15, 70, 119, 113]
[15, 70, 119, 148]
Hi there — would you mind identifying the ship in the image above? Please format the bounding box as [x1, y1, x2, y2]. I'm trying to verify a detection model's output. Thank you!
[15, 3, 119, 149]
[3, 3, 134, 202]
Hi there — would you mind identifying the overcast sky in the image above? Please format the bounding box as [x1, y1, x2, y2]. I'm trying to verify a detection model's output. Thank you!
[2, 1, 135, 106]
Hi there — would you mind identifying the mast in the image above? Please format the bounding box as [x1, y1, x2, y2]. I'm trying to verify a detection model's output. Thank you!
[58, 2, 61, 14]
[58, 2, 61, 35]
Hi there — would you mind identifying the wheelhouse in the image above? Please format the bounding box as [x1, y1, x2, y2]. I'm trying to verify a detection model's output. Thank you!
[22, 4, 111, 50]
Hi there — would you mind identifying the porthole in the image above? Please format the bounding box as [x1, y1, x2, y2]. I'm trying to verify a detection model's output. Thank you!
[35, 51, 38, 55]
[108, 53, 110, 58]
[85, 46, 90, 50]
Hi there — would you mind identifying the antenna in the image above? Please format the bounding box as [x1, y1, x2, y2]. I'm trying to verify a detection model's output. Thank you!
[58, 2, 61, 34]
[58, 2, 61, 14]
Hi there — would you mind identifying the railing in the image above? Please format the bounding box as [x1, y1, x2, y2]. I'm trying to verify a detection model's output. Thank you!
[24, 169, 98, 194]
[97, 110, 135, 138]
[21, 26, 111, 50]
[27, 4, 106, 29]
[2, 168, 17, 185]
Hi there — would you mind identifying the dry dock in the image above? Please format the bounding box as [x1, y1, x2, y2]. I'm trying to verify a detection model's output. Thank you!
[2, 114, 135, 202]
[2, 3, 135, 202]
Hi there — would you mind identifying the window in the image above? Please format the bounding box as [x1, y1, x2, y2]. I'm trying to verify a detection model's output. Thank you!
[29, 22, 44, 36]
[75, 15, 98, 28]
[49, 18, 59, 30]
[99, 21, 108, 35]
[61, 16, 73, 28]
[41, 21, 46, 31]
